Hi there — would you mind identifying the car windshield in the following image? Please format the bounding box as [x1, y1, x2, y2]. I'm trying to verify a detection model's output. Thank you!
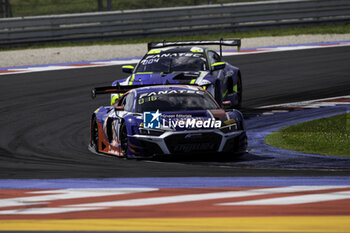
[135, 52, 208, 73]
[136, 91, 218, 112]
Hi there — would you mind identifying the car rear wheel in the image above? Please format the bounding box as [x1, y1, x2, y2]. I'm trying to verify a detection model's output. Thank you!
[120, 122, 128, 157]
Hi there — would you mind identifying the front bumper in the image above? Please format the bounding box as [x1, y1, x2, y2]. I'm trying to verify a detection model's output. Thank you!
[129, 129, 246, 156]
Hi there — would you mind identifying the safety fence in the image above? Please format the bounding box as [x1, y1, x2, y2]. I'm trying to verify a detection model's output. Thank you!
[0, 0, 349, 47]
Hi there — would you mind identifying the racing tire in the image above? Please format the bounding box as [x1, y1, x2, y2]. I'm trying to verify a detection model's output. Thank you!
[120, 122, 129, 157]
[90, 117, 99, 153]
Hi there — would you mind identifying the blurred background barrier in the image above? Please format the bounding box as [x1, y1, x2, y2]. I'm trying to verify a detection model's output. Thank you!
[0, 0, 255, 17]
[0, 0, 349, 47]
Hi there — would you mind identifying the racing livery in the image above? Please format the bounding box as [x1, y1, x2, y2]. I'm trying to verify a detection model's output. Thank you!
[112, 39, 242, 108]
[90, 85, 247, 158]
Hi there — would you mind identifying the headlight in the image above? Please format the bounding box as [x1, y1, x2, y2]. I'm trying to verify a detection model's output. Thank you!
[202, 84, 215, 97]
[201, 85, 208, 90]
[139, 128, 164, 136]
[219, 123, 238, 133]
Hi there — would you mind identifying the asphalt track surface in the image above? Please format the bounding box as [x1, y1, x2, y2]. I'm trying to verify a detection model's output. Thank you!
[1, 46, 350, 179]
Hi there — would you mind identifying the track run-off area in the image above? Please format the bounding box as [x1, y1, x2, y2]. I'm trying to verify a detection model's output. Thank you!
[0, 42, 350, 232]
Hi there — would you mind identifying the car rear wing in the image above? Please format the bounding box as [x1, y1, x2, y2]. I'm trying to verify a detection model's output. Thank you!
[91, 82, 187, 99]
[147, 38, 241, 57]
[92, 86, 123, 99]
[91, 82, 141, 99]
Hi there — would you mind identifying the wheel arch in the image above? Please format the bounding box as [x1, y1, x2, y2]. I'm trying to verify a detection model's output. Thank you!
[90, 113, 97, 141]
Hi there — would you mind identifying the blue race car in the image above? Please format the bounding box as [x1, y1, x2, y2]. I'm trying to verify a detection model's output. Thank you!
[112, 39, 242, 109]
[90, 84, 247, 158]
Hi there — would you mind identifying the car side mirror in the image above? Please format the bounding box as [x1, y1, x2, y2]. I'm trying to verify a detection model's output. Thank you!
[115, 106, 125, 111]
[122, 65, 134, 74]
[211, 62, 226, 71]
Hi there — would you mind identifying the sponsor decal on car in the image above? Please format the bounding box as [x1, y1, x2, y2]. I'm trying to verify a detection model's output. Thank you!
[139, 89, 203, 98]
[145, 52, 203, 60]
[143, 109, 221, 130]
[143, 110, 162, 129]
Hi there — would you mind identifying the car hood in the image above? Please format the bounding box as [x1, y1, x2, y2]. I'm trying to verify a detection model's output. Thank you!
[160, 109, 226, 119]
[159, 109, 229, 131]
[128, 109, 240, 132]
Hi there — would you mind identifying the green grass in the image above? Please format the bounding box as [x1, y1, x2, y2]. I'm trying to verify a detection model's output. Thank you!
[265, 113, 350, 157]
[1, 24, 350, 52]
[10, 0, 272, 17]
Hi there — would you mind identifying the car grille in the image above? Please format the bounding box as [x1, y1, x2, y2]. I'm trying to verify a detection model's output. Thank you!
[165, 132, 222, 154]
[140, 141, 164, 156]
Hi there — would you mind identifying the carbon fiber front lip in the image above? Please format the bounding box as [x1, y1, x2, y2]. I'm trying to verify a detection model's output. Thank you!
[130, 129, 245, 154]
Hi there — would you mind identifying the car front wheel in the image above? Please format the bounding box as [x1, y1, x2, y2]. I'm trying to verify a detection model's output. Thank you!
[120, 122, 129, 157]
[91, 117, 99, 153]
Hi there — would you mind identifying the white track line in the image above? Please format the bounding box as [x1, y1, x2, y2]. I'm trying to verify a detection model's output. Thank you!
[220, 190, 350, 206]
